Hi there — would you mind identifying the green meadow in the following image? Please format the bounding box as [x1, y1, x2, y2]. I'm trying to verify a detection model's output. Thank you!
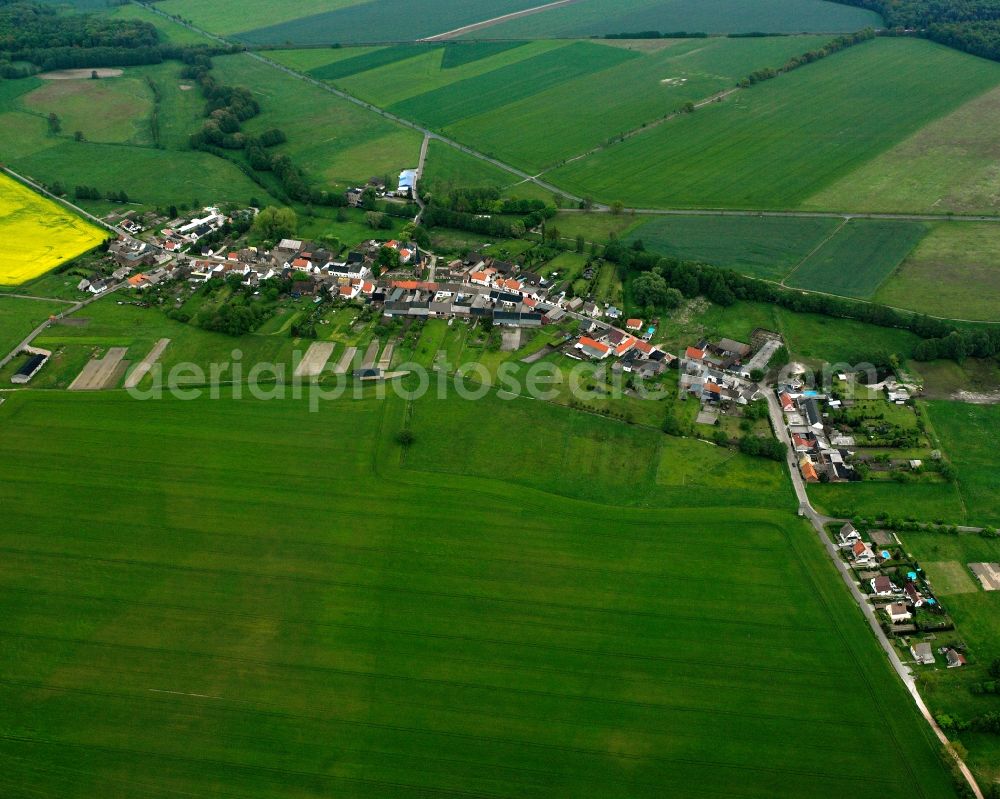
[548, 38, 1000, 209]
[0, 66, 263, 208]
[875, 223, 1000, 322]
[0, 384, 960, 799]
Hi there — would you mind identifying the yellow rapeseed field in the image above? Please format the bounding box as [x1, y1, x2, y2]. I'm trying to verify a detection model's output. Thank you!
[0, 173, 107, 285]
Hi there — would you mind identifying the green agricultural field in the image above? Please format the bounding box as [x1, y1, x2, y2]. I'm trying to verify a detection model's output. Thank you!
[805, 83, 1000, 216]
[0, 385, 962, 799]
[808, 481, 967, 524]
[234, 0, 549, 45]
[784, 219, 929, 299]
[106, 1, 215, 45]
[874, 223, 1000, 321]
[551, 210, 646, 243]
[299, 41, 564, 108]
[548, 39, 1000, 209]
[210, 53, 422, 190]
[0, 296, 67, 359]
[625, 215, 841, 280]
[313, 35, 837, 173]
[420, 139, 519, 195]
[925, 401, 1000, 527]
[466, 0, 882, 37]
[390, 41, 638, 130]
[262, 45, 387, 74]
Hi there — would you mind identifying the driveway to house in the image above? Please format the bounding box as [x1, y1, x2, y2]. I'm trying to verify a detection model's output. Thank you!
[764, 387, 984, 799]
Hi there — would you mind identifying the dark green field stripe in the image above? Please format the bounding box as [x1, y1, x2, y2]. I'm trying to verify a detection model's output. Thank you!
[309, 44, 441, 81]
[389, 41, 638, 129]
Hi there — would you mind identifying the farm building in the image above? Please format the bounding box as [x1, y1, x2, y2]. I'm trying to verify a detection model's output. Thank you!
[397, 169, 418, 198]
[11, 352, 48, 384]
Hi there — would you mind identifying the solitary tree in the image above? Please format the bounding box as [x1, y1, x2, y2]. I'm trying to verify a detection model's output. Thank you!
[47, 113, 60, 134]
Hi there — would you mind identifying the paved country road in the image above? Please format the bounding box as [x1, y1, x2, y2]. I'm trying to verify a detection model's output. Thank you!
[764, 388, 984, 799]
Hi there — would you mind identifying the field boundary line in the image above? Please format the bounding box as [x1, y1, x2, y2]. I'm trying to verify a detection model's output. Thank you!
[781, 216, 849, 286]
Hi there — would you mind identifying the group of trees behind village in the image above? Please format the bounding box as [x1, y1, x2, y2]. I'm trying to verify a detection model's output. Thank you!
[605, 238, 1000, 366]
[835, 0, 1000, 60]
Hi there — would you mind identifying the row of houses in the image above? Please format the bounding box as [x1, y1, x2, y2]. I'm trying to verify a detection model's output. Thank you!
[836, 523, 962, 667]
[678, 337, 773, 407]
[777, 388, 857, 483]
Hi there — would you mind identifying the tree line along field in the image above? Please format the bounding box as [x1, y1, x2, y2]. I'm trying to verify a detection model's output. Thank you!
[0, 172, 106, 285]
[0, 385, 961, 799]
[616, 214, 1000, 319]
[547, 38, 1000, 210]
[462, 0, 883, 38]
[275, 35, 838, 174]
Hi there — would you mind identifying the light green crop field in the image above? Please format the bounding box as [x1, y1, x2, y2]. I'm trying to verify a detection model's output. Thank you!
[106, 1, 215, 44]
[547, 38, 1000, 210]
[784, 219, 929, 299]
[805, 83, 1000, 216]
[0, 384, 960, 799]
[465, 0, 883, 37]
[210, 53, 422, 189]
[874, 223, 1000, 321]
[625, 214, 840, 280]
